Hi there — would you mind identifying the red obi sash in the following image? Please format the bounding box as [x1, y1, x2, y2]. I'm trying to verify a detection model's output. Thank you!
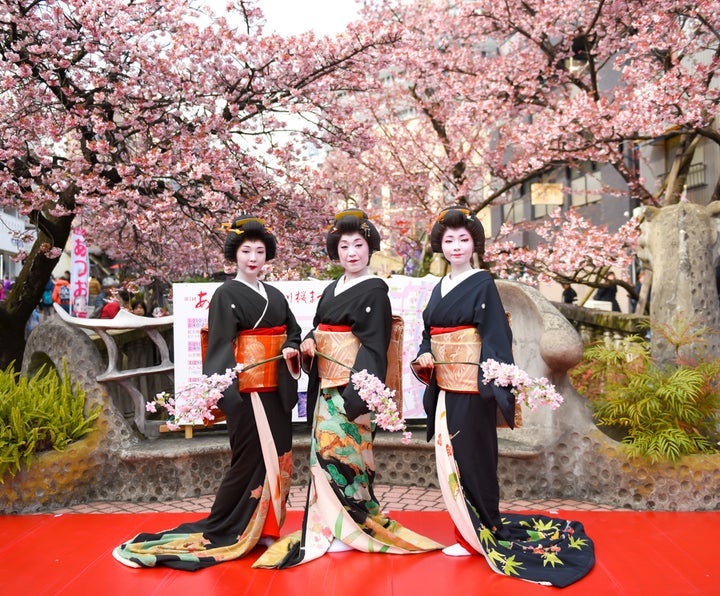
[317, 323, 352, 332]
[235, 326, 287, 392]
[430, 325, 474, 336]
[200, 325, 287, 393]
[239, 325, 286, 336]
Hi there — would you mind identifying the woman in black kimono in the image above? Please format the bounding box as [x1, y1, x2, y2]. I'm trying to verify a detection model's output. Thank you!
[254, 209, 442, 569]
[413, 206, 595, 587]
[113, 215, 301, 571]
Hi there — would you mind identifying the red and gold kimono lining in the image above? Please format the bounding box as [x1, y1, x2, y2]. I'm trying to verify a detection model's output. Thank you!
[200, 325, 287, 392]
[430, 325, 482, 393]
[314, 324, 360, 389]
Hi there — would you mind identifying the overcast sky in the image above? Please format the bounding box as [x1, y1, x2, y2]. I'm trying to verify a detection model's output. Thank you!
[259, 0, 358, 35]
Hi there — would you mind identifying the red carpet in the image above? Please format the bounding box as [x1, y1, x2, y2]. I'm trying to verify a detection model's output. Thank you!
[1, 510, 717, 595]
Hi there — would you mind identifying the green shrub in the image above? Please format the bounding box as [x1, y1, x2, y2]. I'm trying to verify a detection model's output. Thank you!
[0, 360, 100, 482]
[569, 320, 720, 463]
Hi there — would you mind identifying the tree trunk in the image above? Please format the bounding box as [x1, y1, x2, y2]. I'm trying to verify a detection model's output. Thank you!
[638, 203, 720, 363]
[0, 218, 73, 371]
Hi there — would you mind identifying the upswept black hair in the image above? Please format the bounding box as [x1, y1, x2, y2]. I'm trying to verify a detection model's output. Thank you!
[326, 208, 382, 261]
[429, 205, 485, 255]
[222, 214, 277, 262]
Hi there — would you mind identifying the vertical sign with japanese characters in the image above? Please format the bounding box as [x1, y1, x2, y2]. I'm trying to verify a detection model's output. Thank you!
[172, 282, 216, 392]
[70, 229, 89, 317]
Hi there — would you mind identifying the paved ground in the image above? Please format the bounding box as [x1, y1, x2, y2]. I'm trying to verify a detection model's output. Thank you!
[49, 484, 628, 515]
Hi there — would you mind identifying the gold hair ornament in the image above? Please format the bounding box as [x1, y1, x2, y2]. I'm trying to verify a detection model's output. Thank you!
[335, 209, 365, 221]
[437, 207, 473, 223]
[220, 216, 266, 235]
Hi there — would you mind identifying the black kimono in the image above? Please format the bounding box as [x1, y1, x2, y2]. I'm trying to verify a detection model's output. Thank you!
[254, 276, 442, 569]
[304, 275, 392, 421]
[113, 279, 300, 570]
[417, 270, 595, 587]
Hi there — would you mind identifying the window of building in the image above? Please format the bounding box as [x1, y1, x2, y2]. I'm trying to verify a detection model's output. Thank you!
[532, 203, 553, 219]
[570, 167, 602, 207]
[662, 137, 706, 190]
[502, 198, 525, 224]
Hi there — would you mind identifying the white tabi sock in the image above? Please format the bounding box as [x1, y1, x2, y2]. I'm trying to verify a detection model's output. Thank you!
[328, 538, 354, 553]
[442, 543, 473, 557]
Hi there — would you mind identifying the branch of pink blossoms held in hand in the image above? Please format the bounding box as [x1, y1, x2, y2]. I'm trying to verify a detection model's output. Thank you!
[480, 359, 564, 411]
[146, 364, 243, 429]
[351, 369, 412, 444]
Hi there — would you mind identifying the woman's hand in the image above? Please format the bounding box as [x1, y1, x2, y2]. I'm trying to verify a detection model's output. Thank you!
[410, 352, 435, 386]
[300, 338, 316, 358]
[282, 347, 299, 360]
[283, 347, 301, 379]
[415, 352, 435, 370]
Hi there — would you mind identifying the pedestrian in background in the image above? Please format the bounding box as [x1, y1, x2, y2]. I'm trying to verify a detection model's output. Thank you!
[562, 282, 577, 304]
[52, 271, 71, 313]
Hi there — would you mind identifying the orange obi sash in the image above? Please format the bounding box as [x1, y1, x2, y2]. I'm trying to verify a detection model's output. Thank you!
[201, 325, 287, 392]
[430, 325, 481, 393]
[314, 324, 359, 389]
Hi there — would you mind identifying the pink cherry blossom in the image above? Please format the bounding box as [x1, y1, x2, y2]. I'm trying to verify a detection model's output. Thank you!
[0, 0, 398, 369]
[485, 208, 640, 288]
[351, 369, 411, 442]
[481, 359, 564, 411]
[149, 364, 242, 429]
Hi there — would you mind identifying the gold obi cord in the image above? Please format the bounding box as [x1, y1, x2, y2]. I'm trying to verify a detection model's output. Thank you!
[236, 332, 287, 392]
[313, 329, 360, 389]
[431, 327, 482, 393]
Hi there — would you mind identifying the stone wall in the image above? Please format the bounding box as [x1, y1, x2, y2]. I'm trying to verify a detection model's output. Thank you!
[554, 301, 649, 347]
[4, 425, 719, 513]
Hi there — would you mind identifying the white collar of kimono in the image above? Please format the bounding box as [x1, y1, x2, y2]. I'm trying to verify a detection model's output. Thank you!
[233, 277, 268, 300]
[335, 273, 374, 295]
[441, 268, 481, 297]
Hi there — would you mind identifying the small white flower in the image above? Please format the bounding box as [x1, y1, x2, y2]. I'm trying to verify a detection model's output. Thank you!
[231, 304, 236, 309]
[365, 306, 371, 313]
[481, 303, 486, 309]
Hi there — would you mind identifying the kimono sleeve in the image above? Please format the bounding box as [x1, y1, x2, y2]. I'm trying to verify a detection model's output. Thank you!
[280, 298, 302, 350]
[300, 288, 329, 423]
[475, 278, 516, 428]
[276, 293, 302, 413]
[202, 286, 239, 377]
[202, 286, 242, 403]
[343, 284, 392, 420]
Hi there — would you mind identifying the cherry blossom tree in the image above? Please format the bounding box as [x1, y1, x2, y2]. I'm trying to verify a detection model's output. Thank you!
[321, 0, 719, 276]
[486, 208, 641, 300]
[310, 0, 720, 359]
[0, 0, 395, 369]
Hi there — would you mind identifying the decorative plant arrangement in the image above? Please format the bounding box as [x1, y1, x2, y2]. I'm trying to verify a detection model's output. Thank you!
[0, 361, 99, 482]
[350, 368, 411, 443]
[570, 317, 720, 462]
